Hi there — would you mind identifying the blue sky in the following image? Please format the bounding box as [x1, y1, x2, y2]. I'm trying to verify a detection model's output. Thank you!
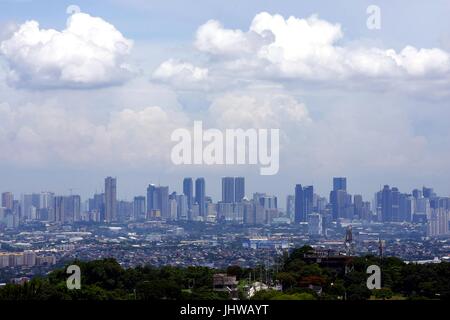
[0, 1, 449, 205]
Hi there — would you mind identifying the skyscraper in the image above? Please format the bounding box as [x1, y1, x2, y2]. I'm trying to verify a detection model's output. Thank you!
[330, 177, 348, 220]
[146, 184, 157, 212]
[183, 178, 194, 211]
[105, 177, 117, 223]
[53, 196, 65, 223]
[294, 184, 305, 223]
[195, 178, 206, 217]
[303, 186, 314, 215]
[1, 192, 13, 210]
[333, 177, 347, 192]
[286, 195, 295, 221]
[381, 185, 393, 222]
[133, 196, 146, 221]
[156, 186, 169, 219]
[222, 177, 235, 203]
[235, 177, 245, 203]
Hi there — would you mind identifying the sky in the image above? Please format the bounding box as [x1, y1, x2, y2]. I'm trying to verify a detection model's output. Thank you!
[0, 0, 450, 206]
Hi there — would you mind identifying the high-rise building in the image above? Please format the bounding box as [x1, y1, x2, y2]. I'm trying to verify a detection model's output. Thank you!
[133, 196, 146, 221]
[354, 195, 363, 219]
[65, 195, 81, 222]
[195, 178, 206, 217]
[304, 186, 314, 216]
[222, 177, 235, 203]
[330, 178, 349, 220]
[183, 178, 194, 212]
[286, 195, 295, 221]
[294, 184, 305, 223]
[156, 186, 169, 219]
[235, 177, 245, 203]
[308, 213, 323, 236]
[105, 177, 117, 223]
[53, 196, 65, 223]
[423, 186, 435, 199]
[333, 177, 347, 192]
[89, 193, 105, 220]
[381, 185, 393, 222]
[146, 184, 157, 213]
[176, 194, 188, 220]
[1, 192, 13, 210]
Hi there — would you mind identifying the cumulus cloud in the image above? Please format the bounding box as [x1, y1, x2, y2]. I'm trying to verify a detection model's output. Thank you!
[208, 88, 310, 129]
[0, 12, 134, 89]
[194, 12, 450, 81]
[0, 102, 188, 166]
[152, 59, 208, 88]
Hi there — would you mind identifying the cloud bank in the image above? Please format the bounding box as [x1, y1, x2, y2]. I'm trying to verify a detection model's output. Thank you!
[0, 12, 134, 89]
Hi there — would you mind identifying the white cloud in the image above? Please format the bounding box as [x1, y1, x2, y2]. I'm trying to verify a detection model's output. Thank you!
[0, 12, 134, 89]
[152, 59, 208, 88]
[208, 88, 310, 129]
[195, 20, 252, 55]
[0, 102, 188, 166]
[194, 12, 450, 81]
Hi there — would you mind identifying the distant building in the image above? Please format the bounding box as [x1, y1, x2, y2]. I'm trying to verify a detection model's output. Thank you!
[222, 177, 235, 203]
[308, 213, 323, 236]
[1, 192, 13, 210]
[133, 196, 146, 221]
[105, 177, 117, 223]
[195, 178, 206, 217]
[235, 177, 245, 203]
[183, 178, 194, 217]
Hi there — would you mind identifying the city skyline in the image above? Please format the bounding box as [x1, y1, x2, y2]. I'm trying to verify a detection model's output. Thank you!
[0, 1, 450, 203]
[1, 175, 446, 221]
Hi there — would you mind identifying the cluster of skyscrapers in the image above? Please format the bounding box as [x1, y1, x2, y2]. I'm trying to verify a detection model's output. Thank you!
[0, 176, 449, 237]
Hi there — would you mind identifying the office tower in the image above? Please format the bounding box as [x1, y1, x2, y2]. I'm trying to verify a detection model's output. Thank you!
[427, 208, 450, 237]
[105, 177, 117, 223]
[242, 200, 255, 225]
[333, 177, 347, 192]
[39, 192, 54, 210]
[423, 186, 435, 198]
[304, 186, 314, 215]
[2, 192, 13, 209]
[176, 194, 188, 220]
[286, 195, 295, 221]
[53, 196, 65, 223]
[235, 177, 245, 203]
[412, 189, 422, 199]
[89, 193, 105, 221]
[330, 177, 349, 220]
[253, 193, 277, 209]
[222, 177, 235, 203]
[391, 187, 400, 222]
[195, 178, 206, 217]
[354, 195, 363, 219]
[381, 185, 393, 222]
[168, 198, 177, 221]
[183, 178, 194, 211]
[133, 196, 146, 221]
[65, 195, 81, 222]
[146, 184, 157, 212]
[117, 200, 132, 222]
[399, 193, 413, 222]
[308, 213, 323, 236]
[21, 194, 33, 221]
[156, 186, 169, 219]
[294, 184, 305, 223]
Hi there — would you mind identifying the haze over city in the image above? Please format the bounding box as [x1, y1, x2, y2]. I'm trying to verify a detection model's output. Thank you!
[0, 0, 450, 203]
